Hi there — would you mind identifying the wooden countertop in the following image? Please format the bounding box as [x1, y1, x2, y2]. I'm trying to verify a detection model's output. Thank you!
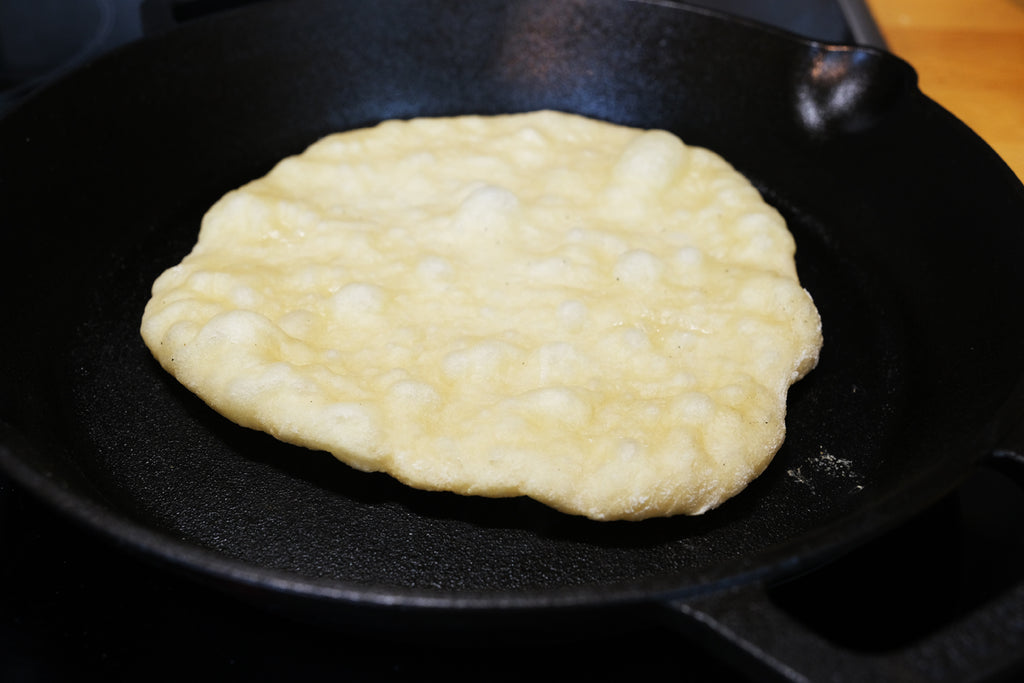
[865, 0, 1024, 181]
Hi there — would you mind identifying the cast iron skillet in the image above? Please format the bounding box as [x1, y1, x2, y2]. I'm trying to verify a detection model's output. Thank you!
[1, 0, 1023, 679]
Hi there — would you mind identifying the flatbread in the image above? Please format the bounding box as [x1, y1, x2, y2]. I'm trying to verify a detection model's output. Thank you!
[141, 110, 822, 520]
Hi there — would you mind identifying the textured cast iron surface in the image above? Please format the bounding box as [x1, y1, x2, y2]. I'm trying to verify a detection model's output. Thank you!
[1, 0, 1023, 613]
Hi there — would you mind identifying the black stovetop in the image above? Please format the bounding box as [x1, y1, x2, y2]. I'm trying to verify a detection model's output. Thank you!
[2, 2, 1023, 681]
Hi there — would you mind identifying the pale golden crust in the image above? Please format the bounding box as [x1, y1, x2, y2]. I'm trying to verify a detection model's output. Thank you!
[141, 111, 822, 520]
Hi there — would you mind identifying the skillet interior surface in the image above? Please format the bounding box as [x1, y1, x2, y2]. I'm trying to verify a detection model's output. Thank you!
[1, 0, 1023, 616]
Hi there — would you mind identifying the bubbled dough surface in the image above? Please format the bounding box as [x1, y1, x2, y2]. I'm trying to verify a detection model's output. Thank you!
[140, 111, 822, 521]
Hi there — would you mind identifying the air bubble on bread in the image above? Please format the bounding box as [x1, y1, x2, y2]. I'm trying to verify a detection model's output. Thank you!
[329, 282, 384, 320]
[443, 184, 522, 248]
[613, 130, 690, 189]
[441, 340, 521, 382]
[613, 249, 664, 289]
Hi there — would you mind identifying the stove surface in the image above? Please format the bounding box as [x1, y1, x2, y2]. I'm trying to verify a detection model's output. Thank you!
[2, 2, 1023, 681]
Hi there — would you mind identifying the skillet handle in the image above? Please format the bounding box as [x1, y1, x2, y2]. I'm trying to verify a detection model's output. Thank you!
[661, 419, 1024, 681]
[985, 412, 1024, 489]
[661, 575, 1024, 682]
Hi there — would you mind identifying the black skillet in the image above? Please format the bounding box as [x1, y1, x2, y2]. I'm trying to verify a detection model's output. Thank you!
[2, 0, 1023, 679]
